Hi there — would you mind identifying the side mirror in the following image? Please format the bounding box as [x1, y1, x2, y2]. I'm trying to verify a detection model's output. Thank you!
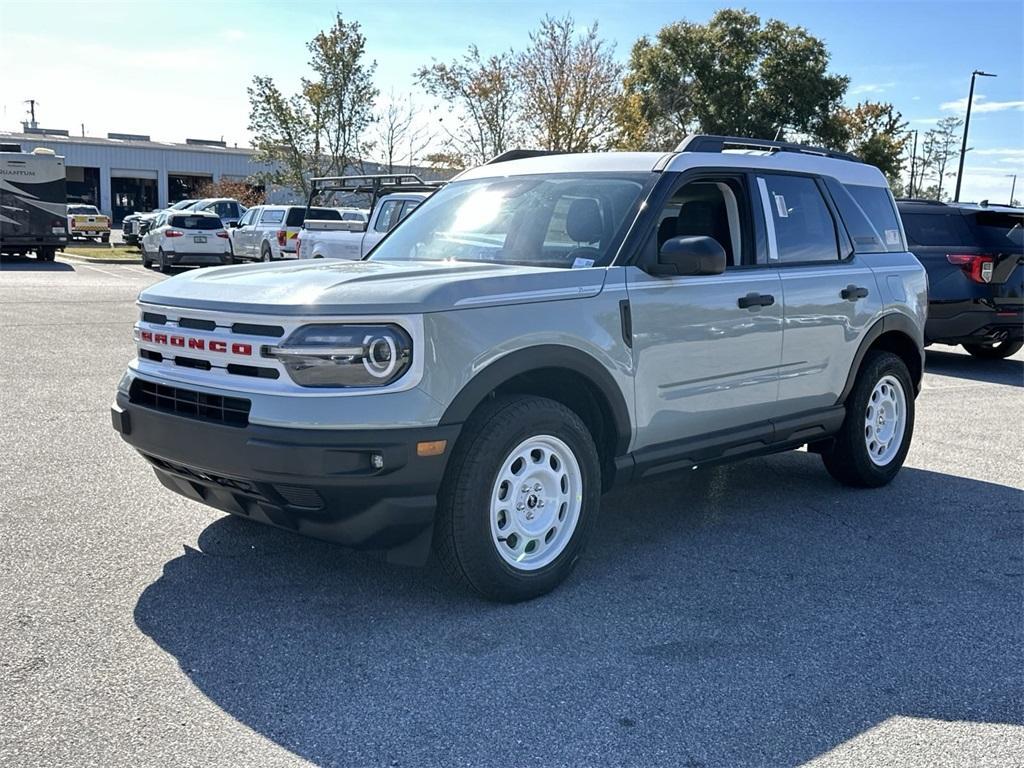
[228, 220, 240, 228]
[649, 235, 727, 276]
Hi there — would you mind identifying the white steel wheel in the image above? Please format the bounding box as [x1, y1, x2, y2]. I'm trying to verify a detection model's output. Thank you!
[489, 434, 583, 571]
[864, 374, 907, 466]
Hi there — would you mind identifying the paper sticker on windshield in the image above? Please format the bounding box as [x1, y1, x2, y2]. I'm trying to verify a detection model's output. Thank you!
[572, 256, 595, 269]
[774, 194, 789, 218]
[885, 228, 900, 245]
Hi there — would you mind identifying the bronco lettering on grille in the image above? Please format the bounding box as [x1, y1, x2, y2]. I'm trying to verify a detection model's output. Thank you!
[139, 330, 253, 356]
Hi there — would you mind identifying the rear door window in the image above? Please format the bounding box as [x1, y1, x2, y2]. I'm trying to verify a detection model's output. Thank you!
[171, 215, 223, 230]
[760, 175, 839, 263]
[374, 201, 401, 233]
[259, 209, 285, 225]
[900, 213, 974, 247]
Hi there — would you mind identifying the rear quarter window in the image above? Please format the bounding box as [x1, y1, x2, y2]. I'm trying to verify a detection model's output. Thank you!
[900, 212, 974, 247]
[968, 211, 1024, 251]
[171, 215, 223, 230]
[259, 209, 285, 225]
[845, 185, 904, 252]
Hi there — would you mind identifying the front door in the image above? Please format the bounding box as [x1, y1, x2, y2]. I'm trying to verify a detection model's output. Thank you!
[626, 173, 784, 452]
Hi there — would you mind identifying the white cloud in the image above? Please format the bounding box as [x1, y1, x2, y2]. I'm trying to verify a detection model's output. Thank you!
[940, 94, 1024, 113]
[972, 147, 1024, 159]
[850, 82, 895, 96]
[911, 117, 941, 125]
[222, 29, 245, 42]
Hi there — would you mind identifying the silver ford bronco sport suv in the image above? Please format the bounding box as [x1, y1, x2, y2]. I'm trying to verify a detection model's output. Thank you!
[112, 135, 927, 602]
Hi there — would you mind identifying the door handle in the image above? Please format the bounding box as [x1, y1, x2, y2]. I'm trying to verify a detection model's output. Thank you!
[841, 284, 870, 301]
[737, 292, 775, 309]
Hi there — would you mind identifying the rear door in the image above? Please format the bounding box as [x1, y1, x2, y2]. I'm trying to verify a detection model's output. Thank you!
[758, 173, 883, 415]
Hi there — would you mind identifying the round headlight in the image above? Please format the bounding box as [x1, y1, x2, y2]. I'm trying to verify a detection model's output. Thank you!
[267, 324, 413, 388]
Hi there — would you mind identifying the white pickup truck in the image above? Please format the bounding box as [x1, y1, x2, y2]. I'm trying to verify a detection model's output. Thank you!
[296, 175, 441, 260]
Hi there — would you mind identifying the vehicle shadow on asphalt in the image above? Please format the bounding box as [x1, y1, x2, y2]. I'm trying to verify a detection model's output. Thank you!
[925, 348, 1023, 388]
[133, 451, 1023, 767]
[0, 254, 75, 271]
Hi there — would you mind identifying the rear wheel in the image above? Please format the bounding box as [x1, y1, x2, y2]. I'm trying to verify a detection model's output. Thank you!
[435, 395, 601, 602]
[101, 233, 110, 243]
[37, 248, 55, 262]
[822, 351, 914, 488]
[158, 248, 171, 274]
[260, 243, 273, 262]
[963, 340, 1022, 359]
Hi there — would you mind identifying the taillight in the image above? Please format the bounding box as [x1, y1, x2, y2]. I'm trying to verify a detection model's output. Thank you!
[276, 230, 287, 247]
[216, 230, 229, 239]
[947, 253, 994, 283]
[165, 229, 184, 238]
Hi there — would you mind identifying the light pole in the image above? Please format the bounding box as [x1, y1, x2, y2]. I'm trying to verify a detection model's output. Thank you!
[1008, 174, 1018, 205]
[908, 129, 918, 198]
[954, 69, 997, 202]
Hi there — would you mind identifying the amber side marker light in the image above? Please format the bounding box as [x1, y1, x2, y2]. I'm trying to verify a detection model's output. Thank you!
[417, 440, 447, 457]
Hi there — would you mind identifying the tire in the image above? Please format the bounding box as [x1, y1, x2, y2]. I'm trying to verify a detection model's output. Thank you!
[158, 248, 171, 274]
[141, 246, 151, 268]
[37, 248, 55, 262]
[822, 351, 915, 488]
[101, 233, 110, 243]
[962, 340, 1023, 359]
[435, 395, 602, 602]
[260, 243, 273, 262]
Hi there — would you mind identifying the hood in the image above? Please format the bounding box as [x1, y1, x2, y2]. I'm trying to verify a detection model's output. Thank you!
[139, 259, 608, 315]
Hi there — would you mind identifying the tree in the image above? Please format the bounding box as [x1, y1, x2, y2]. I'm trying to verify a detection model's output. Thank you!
[517, 15, 622, 151]
[416, 46, 521, 166]
[918, 116, 963, 200]
[248, 14, 378, 197]
[373, 91, 433, 173]
[197, 178, 265, 208]
[835, 102, 909, 183]
[617, 9, 849, 150]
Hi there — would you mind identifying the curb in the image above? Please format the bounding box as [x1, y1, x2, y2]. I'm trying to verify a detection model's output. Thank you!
[60, 252, 143, 265]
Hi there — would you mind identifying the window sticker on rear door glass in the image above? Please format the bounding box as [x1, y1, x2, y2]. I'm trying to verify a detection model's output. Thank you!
[885, 229, 900, 245]
[774, 194, 789, 218]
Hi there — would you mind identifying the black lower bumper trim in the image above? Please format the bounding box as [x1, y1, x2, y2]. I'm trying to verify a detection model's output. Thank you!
[113, 392, 460, 563]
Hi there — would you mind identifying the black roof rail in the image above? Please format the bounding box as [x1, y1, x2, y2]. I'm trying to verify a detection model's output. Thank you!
[677, 134, 862, 163]
[894, 198, 948, 206]
[485, 149, 567, 164]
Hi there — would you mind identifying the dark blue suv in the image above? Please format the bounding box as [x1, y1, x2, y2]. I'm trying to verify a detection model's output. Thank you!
[898, 200, 1023, 359]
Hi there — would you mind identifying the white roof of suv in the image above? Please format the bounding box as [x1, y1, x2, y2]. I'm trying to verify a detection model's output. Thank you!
[457, 135, 888, 188]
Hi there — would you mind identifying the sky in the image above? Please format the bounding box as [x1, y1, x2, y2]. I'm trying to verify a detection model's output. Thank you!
[0, 0, 1021, 203]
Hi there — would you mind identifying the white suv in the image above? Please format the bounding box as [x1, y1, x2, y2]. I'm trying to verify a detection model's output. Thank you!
[140, 211, 231, 273]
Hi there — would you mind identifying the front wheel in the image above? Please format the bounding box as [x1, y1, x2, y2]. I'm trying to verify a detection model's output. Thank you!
[963, 340, 1022, 359]
[822, 351, 915, 488]
[435, 395, 601, 602]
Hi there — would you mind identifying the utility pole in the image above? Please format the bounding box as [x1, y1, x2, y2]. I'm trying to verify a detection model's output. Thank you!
[1008, 174, 1018, 205]
[954, 70, 997, 202]
[908, 130, 918, 198]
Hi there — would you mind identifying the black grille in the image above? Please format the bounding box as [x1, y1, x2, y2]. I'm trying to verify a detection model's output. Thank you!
[178, 317, 217, 331]
[232, 322, 285, 337]
[130, 379, 250, 427]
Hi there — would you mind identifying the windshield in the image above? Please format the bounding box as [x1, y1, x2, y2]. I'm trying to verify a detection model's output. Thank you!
[369, 173, 654, 268]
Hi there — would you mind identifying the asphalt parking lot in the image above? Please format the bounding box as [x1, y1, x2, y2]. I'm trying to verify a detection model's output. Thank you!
[1, 255, 1022, 767]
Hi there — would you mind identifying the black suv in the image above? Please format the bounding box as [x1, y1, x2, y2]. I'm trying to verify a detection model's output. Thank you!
[898, 200, 1023, 359]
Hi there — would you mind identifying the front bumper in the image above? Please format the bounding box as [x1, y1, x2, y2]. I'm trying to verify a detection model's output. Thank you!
[112, 392, 458, 564]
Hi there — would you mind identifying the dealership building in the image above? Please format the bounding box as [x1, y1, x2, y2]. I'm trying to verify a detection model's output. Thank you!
[0, 128, 288, 223]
